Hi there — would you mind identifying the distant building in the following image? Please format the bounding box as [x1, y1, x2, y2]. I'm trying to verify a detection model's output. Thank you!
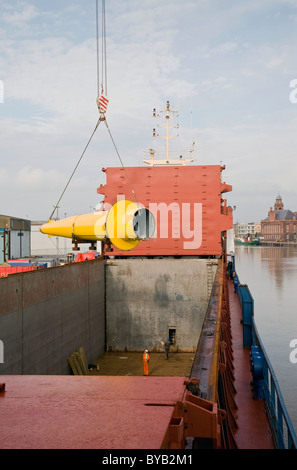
[234, 221, 260, 238]
[261, 195, 297, 243]
[0, 215, 31, 262]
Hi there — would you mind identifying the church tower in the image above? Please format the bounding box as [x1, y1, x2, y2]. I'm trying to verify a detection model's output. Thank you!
[274, 194, 284, 211]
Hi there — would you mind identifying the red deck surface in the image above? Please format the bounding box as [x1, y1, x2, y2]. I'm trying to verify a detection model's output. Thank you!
[0, 375, 185, 449]
[0, 285, 277, 450]
[228, 280, 275, 449]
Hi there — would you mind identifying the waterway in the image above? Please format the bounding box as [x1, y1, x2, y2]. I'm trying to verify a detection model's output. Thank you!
[234, 245, 297, 435]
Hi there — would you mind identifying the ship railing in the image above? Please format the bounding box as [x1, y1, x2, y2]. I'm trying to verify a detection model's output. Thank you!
[237, 282, 297, 449]
[251, 318, 297, 450]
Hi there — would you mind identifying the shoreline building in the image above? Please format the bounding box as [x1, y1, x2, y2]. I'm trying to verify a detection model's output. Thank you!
[0, 215, 31, 262]
[261, 195, 297, 243]
[233, 221, 261, 239]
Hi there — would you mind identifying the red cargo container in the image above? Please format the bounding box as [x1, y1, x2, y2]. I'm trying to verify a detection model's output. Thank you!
[0, 266, 35, 277]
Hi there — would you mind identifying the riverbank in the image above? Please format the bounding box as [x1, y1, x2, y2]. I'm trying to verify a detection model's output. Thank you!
[259, 241, 297, 247]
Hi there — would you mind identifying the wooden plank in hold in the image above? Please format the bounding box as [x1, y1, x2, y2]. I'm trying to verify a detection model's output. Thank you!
[68, 355, 80, 375]
[68, 347, 90, 375]
[78, 347, 89, 375]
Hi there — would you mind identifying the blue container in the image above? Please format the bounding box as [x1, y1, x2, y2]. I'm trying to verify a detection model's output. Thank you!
[238, 284, 254, 347]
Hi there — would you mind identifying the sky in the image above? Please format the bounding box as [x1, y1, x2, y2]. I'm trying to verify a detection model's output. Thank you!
[1, 0, 297, 223]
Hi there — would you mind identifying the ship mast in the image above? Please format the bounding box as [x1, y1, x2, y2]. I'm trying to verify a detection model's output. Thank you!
[143, 101, 195, 166]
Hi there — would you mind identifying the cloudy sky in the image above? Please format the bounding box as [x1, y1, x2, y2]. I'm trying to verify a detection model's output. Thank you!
[1, 0, 297, 223]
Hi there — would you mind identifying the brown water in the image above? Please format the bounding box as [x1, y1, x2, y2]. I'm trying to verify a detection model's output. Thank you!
[235, 245, 297, 434]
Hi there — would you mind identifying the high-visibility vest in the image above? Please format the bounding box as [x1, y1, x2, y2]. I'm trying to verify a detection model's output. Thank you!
[143, 352, 150, 363]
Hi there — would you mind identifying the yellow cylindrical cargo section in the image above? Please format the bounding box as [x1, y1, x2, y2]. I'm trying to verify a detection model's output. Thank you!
[39, 212, 107, 241]
[39, 199, 155, 251]
[73, 212, 107, 241]
[106, 200, 141, 250]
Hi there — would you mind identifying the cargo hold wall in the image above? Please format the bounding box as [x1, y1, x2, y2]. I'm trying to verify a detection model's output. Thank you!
[105, 257, 218, 352]
[0, 258, 105, 375]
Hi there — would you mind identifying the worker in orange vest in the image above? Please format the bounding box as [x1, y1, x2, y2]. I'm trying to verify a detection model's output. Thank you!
[143, 349, 150, 376]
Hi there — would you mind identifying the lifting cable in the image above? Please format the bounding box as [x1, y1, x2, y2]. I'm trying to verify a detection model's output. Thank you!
[96, 0, 107, 97]
[96, 0, 138, 204]
[104, 118, 138, 204]
[96, 0, 100, 97]
[50, 1, 104, 221]
[49, 0, 138, 220]
[101, 0, 107, 96]
[49, 118, 101, 220]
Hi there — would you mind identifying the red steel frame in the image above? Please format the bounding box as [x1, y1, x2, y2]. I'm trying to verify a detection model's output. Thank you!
[98, 165, 233, 256]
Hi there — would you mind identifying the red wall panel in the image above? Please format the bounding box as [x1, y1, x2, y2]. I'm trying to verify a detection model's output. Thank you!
[98, 165, 233, 256]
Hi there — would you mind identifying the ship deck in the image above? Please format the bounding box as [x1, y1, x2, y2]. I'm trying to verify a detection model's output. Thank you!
[0, 374, 186, 449]
[227, 279, 275, 449]
[0, 281, 276, 450]
[0, 354, 194, 450]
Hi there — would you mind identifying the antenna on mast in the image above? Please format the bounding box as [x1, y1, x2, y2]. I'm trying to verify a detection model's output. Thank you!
[143, 101, 195, 166]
